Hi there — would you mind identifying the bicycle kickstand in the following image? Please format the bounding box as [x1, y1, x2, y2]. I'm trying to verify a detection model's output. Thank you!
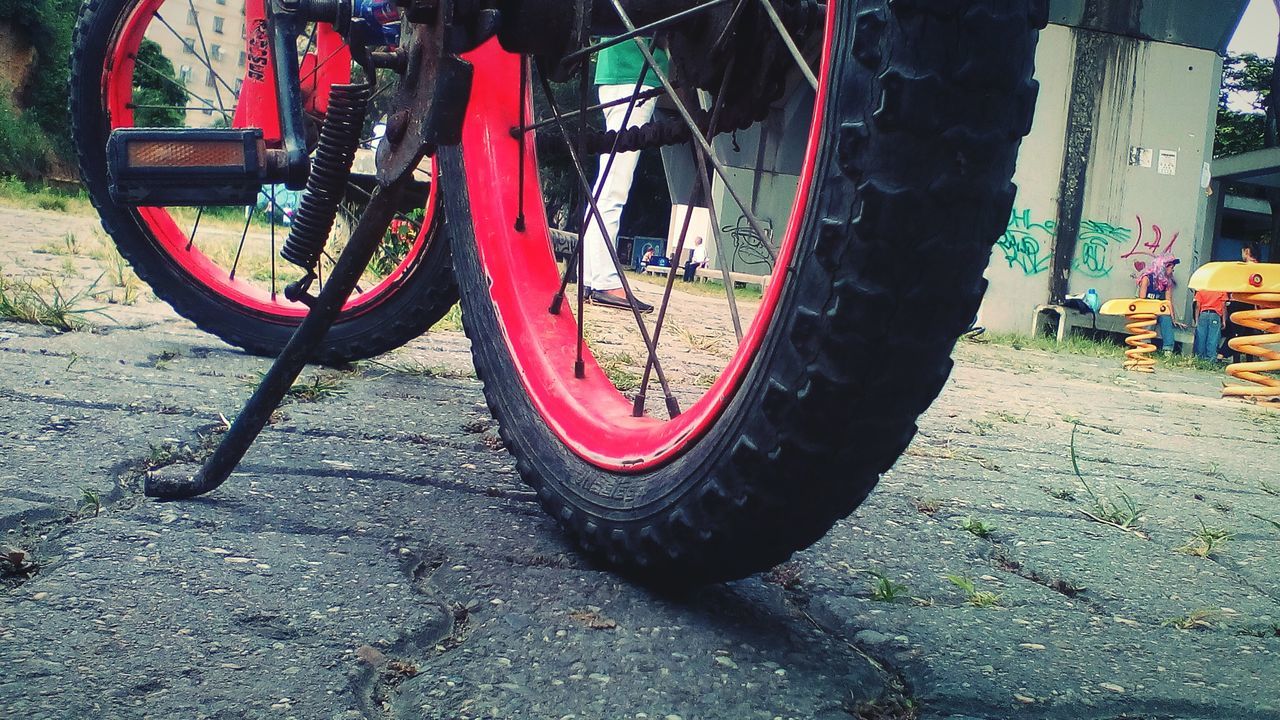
[144, 177, 410, 499]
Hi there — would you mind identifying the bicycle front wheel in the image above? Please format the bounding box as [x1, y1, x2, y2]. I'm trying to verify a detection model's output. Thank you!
[448, 0, 1046, 582]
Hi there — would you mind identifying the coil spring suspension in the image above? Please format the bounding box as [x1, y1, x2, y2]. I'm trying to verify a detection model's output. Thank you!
[1223, 296, 1280, 400]
[1122, 313, 1158, 373]
[281, 82, 372, 301]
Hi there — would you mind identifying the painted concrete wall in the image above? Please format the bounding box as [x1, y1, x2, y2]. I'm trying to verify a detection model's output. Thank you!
[978, 23, 1223, 332]
[700, 77, 813, 275]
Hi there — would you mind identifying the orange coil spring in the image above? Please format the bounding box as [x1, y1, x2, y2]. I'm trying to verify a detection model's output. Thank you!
[1224, 295, 1280, 400]
[1123, 313, 1158, 373]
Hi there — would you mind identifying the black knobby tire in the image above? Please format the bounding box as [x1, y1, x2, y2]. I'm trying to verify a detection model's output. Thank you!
[70, 0, 457, 364]
[447, 0, 1046, 582]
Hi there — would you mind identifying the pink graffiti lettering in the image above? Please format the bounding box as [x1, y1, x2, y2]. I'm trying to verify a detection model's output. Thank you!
[1120, 214, 1178, 260]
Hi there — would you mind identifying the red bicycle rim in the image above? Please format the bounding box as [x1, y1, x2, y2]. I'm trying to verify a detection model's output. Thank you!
[458, 4, 834, 471]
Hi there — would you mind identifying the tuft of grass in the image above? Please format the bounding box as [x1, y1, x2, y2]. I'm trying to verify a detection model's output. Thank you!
[627, 270, 764, 302]
[286, 372, 349, 402]
[983, 332, 1222, 372]
[0, 272, 109, 331]
[0, 176, 92, 215]
[36, 232, 80, 256]
[361, 356, 475, 379]
[1070, 424, 1143, 529]
[596, 350, 641, 392]
[1177, 521, 1232, 558]
[668, 321, 727, 355]
[844, 694, 919, 720]
[1044, 487, 1076, 501]
[913, 498, 942, 515]
[433, 302, 463, 333]
[959, 516, 995, 538]
[35, 195, 67, 212]
[869, 571, 909, 603]
[79, 488, 101, 518]
[1162, 608, 1221, 631]
[144, 441, 199, 470]
[946, 575, 1001, 608]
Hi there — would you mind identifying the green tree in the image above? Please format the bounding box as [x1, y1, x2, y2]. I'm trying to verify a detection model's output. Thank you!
[1215, 52, 1270, 158]
[132, 40, 189, 128]
[0, 0, 77, 162]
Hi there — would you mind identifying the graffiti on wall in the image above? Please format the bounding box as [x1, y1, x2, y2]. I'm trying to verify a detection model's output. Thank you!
[722, 215, 775, 271]
[998, 208, 1054, 276]
[997, 208, 1178, 279]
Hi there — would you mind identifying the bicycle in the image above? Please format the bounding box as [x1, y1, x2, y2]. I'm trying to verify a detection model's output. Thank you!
[73, 0, 1048, 583]
[72, 0, 457, 363]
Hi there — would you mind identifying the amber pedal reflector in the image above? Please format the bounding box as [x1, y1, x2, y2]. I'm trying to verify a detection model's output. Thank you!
[126, 140, 247, 168]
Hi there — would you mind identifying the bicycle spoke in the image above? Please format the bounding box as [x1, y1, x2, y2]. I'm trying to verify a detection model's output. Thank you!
[635, 60, 743, 407]
[229, 206, 253, 280]
[321, 250, 364, 293]
[574, 66, 589, 379]
[153, 11, 240, 100]
[185, 0, 229, 115]
[134, 57, 230, 121]
[538, 72, 681, 416]
[186, 207, 203, 251]
[511, 86, 664, 135]
[269, 186, 277, 298]
[515, 55, 528, 232]
[299, 45, 348, 86]
[677, 67, 744, 342]
[546, 61, 650, 318]
[602, 0, 779, 265]
[756, 0, 818, 91]
[299, 24, 317, 62]
[560, 0, 731, 65]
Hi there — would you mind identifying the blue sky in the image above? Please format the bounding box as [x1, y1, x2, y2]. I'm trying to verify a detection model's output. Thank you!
[1230, 0, 1278, 56]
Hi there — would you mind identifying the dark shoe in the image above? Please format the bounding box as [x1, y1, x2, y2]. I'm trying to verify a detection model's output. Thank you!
[589, 289, 653, 314]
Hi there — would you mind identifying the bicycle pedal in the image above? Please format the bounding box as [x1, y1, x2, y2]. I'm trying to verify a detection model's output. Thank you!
[107, 128, 272, 206]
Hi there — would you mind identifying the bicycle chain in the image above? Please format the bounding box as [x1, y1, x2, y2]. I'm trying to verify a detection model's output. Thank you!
[579, 74, 788, 155]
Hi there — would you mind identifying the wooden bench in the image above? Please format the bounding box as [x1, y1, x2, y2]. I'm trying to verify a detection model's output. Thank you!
[637, 265, 770, 291]
[1031, 304, 1193, 354]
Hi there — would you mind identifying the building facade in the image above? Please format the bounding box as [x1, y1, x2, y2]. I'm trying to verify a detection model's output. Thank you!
[143, 0, 247, 127]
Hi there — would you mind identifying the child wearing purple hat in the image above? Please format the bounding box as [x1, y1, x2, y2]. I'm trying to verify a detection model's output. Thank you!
[1137, 254, 1185, 352]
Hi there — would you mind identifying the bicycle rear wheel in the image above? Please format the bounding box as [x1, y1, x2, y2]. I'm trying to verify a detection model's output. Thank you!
[71, 0, 456, 363]
[451, 0, 1044, 582]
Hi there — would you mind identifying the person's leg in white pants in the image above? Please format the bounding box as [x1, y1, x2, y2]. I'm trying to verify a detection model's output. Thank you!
[581, 84, 655, 292]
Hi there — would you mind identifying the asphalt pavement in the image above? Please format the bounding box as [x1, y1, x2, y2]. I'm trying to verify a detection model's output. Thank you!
[1, 206, 1278, 719]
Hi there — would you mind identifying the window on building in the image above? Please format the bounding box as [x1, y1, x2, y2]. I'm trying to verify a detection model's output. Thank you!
[186, 8, 196, 24]
[211, 44, 222, 60]
[238, 50, 246, 67]
[205, 69, 216, 88]
[178, 64, 192, 83]
[182, 38, 195, 54]
[213, 16, 224, 33]
[234, 78, 243, 95]
[203, 108, 213, 116]
[215, 0, 226, 4]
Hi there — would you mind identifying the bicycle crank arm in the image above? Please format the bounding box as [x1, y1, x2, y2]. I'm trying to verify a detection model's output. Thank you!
[145, 170, 417, 499]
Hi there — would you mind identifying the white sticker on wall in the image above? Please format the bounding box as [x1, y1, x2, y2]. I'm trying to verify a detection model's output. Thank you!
[1158, 150, 1178, 176]
[1128, 146, 1153, 168]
